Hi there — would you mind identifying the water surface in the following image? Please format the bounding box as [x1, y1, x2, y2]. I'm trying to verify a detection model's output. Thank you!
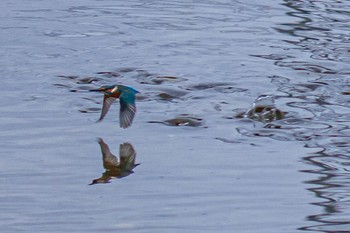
[1, 0, 350, 232]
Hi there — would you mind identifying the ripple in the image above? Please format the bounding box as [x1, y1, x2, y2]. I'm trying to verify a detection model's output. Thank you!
[78, 108, 100, 113]
[137, 75, 187, 85]
[76, 77, 100, 84]
[183, 82, 236, 91]
[9, 1, 350, 233]
[149, 115, 203, 127]
[213, 86, 247, 93]
[251, 54, 295, 61]
[275, 61, 336, 74]
[137, 88, 188, 102]
[96, 71, 121, 78]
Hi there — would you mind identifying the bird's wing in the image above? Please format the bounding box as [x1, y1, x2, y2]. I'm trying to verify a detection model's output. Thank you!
[119, 142, 137, 171]
[119, 92, 137, 128]
[98, 96, 116, 122]
[97, 138, 119, 169]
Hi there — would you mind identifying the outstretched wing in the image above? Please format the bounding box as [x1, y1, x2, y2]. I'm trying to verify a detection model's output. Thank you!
[97, 138, 119, 169]
[119, 142, 137, 171]
[119, 92, 137, 128]
[98, 95, 116, 122]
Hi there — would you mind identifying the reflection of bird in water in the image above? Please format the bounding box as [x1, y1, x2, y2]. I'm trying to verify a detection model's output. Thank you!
[90, 138, 139, 185]
[90, 85, 139, 128]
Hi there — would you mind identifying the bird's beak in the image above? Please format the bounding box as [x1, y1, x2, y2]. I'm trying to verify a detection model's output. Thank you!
[89, 88, 103, 92]
[89, 180, 98, 185]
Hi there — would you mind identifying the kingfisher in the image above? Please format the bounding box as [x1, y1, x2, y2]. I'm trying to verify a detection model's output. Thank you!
[90, 84, 139, 128]
[90, 138, 139, 185]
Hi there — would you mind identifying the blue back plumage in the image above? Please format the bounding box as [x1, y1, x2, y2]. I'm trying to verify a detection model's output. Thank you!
[118, 85, 139, 128]
[118, 85, 140, 94]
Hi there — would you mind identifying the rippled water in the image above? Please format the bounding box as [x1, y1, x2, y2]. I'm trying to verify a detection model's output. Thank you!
[2, 0, 350, 232]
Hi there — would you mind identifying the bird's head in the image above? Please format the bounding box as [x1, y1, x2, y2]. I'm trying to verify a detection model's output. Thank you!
[89, 178, 110, 185]
[90, 85, 119, 95]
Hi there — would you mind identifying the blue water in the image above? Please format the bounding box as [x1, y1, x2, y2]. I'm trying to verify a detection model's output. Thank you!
[1, 0, 350, 232]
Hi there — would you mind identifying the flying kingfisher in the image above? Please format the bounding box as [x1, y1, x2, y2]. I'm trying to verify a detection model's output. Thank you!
[90, 138, 139, 185]
[90, 84, 139, 128]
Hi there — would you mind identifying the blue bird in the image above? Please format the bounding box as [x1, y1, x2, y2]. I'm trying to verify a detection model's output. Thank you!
[90, 84, 139, 128]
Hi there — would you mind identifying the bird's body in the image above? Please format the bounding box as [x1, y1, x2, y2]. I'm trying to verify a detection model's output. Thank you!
[90, 84, 139, 128]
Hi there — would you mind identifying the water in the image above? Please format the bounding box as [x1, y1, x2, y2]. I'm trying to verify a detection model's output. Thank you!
[1, 0, 350, 232]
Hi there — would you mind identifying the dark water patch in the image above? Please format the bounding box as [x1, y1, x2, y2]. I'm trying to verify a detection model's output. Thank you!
[134, 69, 152, 78]
[116, 67, 137, 73]
[126, 87, 188, 103]
[76, 77, 100, 84]
[181, 83, 243, 96]
[134, 92, 175, 102]
[78, 86, 98, 91]
[157, 75, 187, 83]
[81, 97, 100, 104]
[53, 83, 71, 89]
[158, 92, 178, 101]
[66, 69, 189, 87]
[137, 75, 187, 85]
[275, 61, 336, 74]
[149, 115, 203, 127]
[69, 86, 97, 92]
[78, 108, 100, 113]
[157, 88, 188, 100]
[58, 75, 102, 84]
[183, 82, 235, 91]
[213, 86, 247, 94]
[96, 71, 121, 78]
[251, 54, 295, 61]
[215, 137, 242, 144]
[58, 75, 79, 80]
[96, 68, 137, 78]
[215, 137, 261, 146]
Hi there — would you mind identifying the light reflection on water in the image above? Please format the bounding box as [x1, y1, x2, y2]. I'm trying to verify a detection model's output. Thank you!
[90, 138, 139, 185]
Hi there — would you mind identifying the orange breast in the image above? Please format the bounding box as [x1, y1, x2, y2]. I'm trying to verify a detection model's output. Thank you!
[109, 91, 120, 98]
